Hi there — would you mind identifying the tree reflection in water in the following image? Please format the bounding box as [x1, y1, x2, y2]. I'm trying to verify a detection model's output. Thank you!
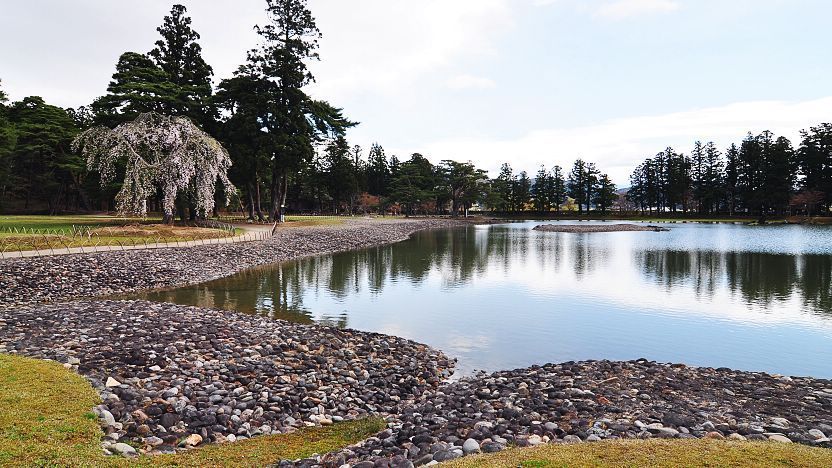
[133, 224, 832, 327]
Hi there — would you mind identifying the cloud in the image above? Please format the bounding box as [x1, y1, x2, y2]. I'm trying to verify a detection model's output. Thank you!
[534, 0, 681, 20]
[408, 96, 832, 185]
[595, 0, 681, 19]
[309, 0, 513, 98]
[445, 74, 497, 90]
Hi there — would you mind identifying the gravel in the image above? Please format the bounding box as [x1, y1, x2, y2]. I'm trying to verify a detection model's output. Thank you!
[296, 360, 832, 466]
[0, 300, 453, 455]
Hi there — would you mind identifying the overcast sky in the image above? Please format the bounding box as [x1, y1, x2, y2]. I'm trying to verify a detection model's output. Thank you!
[2, 0, 831, 184]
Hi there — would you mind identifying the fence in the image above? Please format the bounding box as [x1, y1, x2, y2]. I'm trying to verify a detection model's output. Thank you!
[0, 223, 272, 259]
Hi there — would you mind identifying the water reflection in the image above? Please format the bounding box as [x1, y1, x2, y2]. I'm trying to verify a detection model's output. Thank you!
[131, 222, 832, 377]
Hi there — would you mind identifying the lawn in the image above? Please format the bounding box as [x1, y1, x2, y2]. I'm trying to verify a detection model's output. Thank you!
[0, 215, 238, 253]
[0, 214, 135, 231]
[0, 353, 384, 467]
[446, 439, 832, 468]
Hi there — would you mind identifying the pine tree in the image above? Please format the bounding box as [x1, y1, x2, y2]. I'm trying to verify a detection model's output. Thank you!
[148, 4, 215, 128]
[701, 142, 724, 214]
[593, 174, 618, 214]
[515, 171, 532, 211]
[724, 143, 740, 215]
[366, 143, 390, 196]
[551, 165, 566, 212]
[247, 0, 355, 221]
[492, 163, 514, 212]
[91, 52, 177, 125]
[567, 159, 587, 214]
[797, 124, 832, 211]
[532, 165, 551, 211]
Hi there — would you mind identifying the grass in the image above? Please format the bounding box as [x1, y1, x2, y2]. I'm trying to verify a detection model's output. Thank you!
[141, 419, 384, 467]
[0, 353, 384, 467]
[0, 214, 134, 231]
[0, 215, 238, 253]
[283, 215, 346, 227]
[0, 354, 103, 467]
[446, 439, 832, 468]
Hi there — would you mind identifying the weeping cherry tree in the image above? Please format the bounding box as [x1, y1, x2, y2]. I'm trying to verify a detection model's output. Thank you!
[72, 112, 234, 222]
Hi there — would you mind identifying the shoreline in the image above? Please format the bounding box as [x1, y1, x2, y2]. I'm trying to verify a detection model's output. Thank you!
[1, 217, 831, 466]
[0, 218, 478, 310]
[533, 223, 670, 233]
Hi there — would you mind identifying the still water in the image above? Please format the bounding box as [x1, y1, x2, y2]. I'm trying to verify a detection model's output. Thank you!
[133, 221, 832, 377]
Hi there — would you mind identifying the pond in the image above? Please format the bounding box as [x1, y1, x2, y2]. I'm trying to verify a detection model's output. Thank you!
[132, 221, 832, 378]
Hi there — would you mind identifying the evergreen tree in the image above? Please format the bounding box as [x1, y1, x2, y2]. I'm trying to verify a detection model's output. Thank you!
[389, 153, 436, 216]
[593, 174, 618, 214]
[491, 163, 514, 212]
[797, 124, 832, 210]
[532, 165, 551, 211]
[765, 135, 795, 216]
[215, 71, 273, 220]
[366, 143, 390, 196]
[92, 52, 177, 125]
[567, 159, 587, 214]
[724, 143, 740, 215]
[514, 171, 532, 211]
[701, 142, 724, 214]
[5, 97, 82, 213]
[0, 81, 16, 208]
[664, 148, 691, 212]
[691, 140, 706, 211]
[148, 4, 216, 128]
[324, 136, 360, 213]
[438, 160, 488, 217]
[247, 0, 355, 221]
[551, 165, 566, 212]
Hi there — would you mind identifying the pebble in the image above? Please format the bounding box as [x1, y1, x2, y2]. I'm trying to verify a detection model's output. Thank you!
[462, 439, 480, 454]
[809, 429, 826, 440]
[112, 442, 137, 456]
[3, 219, 832, 466]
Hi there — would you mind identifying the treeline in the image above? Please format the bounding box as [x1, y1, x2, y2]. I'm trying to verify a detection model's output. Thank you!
[489, 161, 618, 214]
[628, 128, 832, 219]
[3, 1, 830, 219]
[0, 0, 618, 219]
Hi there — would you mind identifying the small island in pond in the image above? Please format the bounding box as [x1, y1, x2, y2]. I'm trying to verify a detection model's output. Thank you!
[533, 223, 670, 233]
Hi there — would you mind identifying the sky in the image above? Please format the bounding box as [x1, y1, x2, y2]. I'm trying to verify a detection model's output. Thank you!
[2, 0, 832, 184]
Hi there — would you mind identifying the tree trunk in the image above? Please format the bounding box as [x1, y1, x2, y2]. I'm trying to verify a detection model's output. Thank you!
[269, 169, 289, 223]
[255, 181, 265, 222]
[246, 183, 256, 221]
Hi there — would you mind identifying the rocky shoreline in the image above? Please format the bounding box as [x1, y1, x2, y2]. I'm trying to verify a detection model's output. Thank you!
[0, 300, 454, 457]
[0, 217, 831, 467]
[1, 301, 830, 465]
[0, 218, 471, 309]
[297, 361, 832, 467]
